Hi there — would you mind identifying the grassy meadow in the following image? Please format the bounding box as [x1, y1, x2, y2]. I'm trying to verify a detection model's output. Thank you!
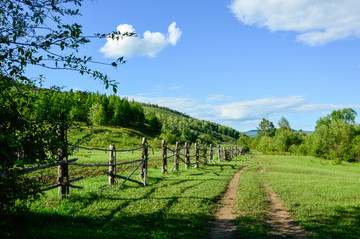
[236, 153, 360, 239]
[5, 151, 251, 238]
[4, 150, 360, 238]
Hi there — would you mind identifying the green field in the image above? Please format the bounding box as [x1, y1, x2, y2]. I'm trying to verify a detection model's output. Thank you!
[5, 151, 250, 238]
[4, 153, 360, 238]
[237, 153, 360, 239]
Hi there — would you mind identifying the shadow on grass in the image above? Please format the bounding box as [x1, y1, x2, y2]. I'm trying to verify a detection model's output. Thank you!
[234, 206, 360, 239]
[302, 206, 360, 239]
[236, 215, 272, 239]
[2, 160, 249, 238]
[4, 210, 210, 239]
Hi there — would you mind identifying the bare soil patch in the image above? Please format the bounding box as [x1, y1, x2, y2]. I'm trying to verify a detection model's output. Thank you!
[264, 184, 307, 238]
[258, 167, 266, 173]
[207, 166, 249, 239]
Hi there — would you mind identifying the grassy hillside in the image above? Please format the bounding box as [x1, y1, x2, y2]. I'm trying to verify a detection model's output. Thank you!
[68, 105, 239, 150]
[142, 105, 239, 145]
[68, 124, 150, 149]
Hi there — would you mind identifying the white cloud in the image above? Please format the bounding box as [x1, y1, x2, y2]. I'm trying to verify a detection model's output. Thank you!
[168, 86, 182, 90]
[229, 0, 360, 46]
[206, 94, 231, 102]
[125, 94, 360, 130]
[100, 22, 182, 58]
[291, 103, 360, 113]
[213, 96, 307, 120]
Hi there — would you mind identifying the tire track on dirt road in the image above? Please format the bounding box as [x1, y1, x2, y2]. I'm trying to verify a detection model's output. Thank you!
[207, 165, 250, 239]
[255, 156, 308, 238]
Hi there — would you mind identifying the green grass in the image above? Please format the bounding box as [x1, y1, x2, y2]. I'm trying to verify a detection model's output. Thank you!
[29, 145, 224, 194]
[5, 155, 250, 238]
[255, 154, 360, 239]
[8, 152, 360, 238]
[236, 155, 271, 238]
[68, 124, 151, 149]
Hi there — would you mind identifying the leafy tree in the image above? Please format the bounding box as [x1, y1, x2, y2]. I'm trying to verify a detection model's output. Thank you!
[237, 132, 249, 147]
[273, 127, 301, 153]
[145, 112, 162, 135]
[297, 129, 305, 137]
[88, 103, 106, 126]
[257, 118, 276, 137]
[0, 0, 128, 90]
[278, 117, 291, 129]
[0, 0, 130, 214]
[69, 91, 90, 122]
[350, 135, 360, 162]
[296, 134, 313, 155]
[312, 108, 358, 162]
[329, 108, 357, 123]
[316, 108, 357, 128]
[256, 136, 275, 153]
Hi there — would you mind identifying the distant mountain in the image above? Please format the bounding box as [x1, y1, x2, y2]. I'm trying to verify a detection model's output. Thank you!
[245, 130, 258, 138]
[295, 130, 313, 135]
[245, 129, 313, 138]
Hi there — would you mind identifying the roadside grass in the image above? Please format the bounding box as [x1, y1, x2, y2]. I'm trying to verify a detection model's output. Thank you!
[256, 154, 360, 239]
[6, 156, 250, 238]
[235, 155, 272, 238]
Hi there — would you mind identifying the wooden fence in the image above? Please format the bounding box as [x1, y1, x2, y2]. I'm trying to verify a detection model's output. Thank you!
[19, 137, 244, 198]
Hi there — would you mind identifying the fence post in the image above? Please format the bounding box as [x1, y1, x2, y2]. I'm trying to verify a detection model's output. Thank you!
[203, 146, 208, 165]
[219, 147, 222, 162]
[217, 145, 221, 162]
[194, 143, 199, 168]
[57, 125, 68, 198]
[140, 137, 148, 185]
[174, 141, 179, 171]
[185, 142, 190, 169]
[109, 145, 115, 185]
[209, 144, 213, 163]
[161, 140, 167, 174]
[221, 147, 225, 161]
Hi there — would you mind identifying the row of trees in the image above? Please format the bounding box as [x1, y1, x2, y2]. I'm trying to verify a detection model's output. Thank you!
[159, 116, 240, 145]
[239, 108, 360, 163]
[38, 89, 240, 145]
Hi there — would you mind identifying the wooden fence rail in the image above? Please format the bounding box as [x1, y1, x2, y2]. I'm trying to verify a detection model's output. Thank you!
[17, 135, 244, 198]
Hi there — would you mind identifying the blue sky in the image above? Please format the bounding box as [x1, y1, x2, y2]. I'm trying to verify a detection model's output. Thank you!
[32, 0, 360, 132]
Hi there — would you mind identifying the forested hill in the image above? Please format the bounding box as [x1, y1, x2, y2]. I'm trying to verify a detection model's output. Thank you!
[141, 103, 240, 144]
[34, 89, 240, 145]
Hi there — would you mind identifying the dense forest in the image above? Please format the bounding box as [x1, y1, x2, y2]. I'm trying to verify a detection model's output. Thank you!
[141, 103, 240, 144]
[239, 108, 360, 163]
[31, 88, 240, 145]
